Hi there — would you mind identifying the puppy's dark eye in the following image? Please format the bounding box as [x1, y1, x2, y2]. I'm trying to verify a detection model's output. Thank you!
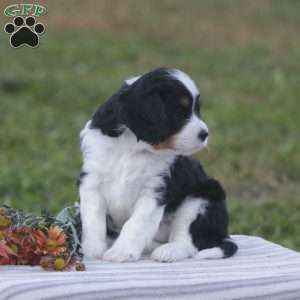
[179, 96, 190, 108]
[176, 97, 191, 117]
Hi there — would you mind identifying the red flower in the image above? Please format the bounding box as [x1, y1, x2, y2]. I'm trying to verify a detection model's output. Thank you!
[0, 240, 17, 265]
[35, 226, 67, 256]
[4, 226, 38, 265]
[0, 207, 84, 271]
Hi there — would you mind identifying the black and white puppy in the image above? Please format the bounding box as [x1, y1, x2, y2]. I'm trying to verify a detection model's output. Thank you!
[79, 68, 238, 262]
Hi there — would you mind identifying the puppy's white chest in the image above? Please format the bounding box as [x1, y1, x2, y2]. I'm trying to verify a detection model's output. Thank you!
[81, 125, 174, 229]
[102, 151, 150, 227]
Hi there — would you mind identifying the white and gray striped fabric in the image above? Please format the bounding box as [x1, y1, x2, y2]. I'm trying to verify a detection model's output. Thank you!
[1, 235, 300, 300]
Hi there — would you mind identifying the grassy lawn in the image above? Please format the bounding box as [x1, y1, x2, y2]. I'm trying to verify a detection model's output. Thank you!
[0, 1, 299, 250]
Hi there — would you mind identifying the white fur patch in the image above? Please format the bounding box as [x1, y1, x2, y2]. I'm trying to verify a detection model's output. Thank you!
[103, 239, 141, 262]
[125, 75, 141, 85]
[152, 241, 196, 262]
[169, 69, 199, 99]
[195, 247, 224, 259]
[152, 197, 207, 262]
[173, 114, 209, 155]
[169, 196, 208, 242]
[103, 185, 165, 262]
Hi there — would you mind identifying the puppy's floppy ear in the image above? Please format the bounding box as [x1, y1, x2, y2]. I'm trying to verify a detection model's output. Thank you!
[120, 88, 169, 144]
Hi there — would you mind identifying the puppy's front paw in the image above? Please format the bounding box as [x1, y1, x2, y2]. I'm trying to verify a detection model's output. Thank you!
[82, 241, 107, 259]
[151, 242, 195, 262]
[103, 242, 141, 262]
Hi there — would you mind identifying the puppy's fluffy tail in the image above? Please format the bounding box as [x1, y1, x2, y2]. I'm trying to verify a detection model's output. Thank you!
[195, 237, 238, 259]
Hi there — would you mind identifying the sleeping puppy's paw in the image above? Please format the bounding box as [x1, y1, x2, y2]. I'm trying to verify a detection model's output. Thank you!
[82, 241, 107, 259]
[151, 242, 196, 262]
[103, 242, 141, 262]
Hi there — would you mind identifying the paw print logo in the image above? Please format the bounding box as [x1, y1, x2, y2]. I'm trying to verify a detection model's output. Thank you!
[4, 16, 45, 48]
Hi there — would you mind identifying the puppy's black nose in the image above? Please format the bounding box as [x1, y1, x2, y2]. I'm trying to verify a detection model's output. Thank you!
[198, 130, 209, 141]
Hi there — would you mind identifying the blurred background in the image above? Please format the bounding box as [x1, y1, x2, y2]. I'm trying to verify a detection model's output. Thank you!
[0, 1, 299, 250]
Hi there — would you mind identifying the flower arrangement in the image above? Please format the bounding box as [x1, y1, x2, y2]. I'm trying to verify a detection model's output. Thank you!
[0, 205, 85, 271]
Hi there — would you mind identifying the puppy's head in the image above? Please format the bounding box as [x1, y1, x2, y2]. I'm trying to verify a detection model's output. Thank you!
[120, 68, 209, 155]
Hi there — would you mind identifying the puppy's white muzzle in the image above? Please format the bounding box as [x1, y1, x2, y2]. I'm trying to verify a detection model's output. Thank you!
[173, 114, 209, 155]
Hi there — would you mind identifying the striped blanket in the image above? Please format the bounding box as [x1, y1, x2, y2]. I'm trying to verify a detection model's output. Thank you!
[1, 235, 300, 300]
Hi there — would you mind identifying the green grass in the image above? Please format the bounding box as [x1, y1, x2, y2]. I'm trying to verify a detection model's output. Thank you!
[0, 1, 299, 250]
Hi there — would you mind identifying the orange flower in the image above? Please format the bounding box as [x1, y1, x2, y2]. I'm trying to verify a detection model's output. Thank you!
[35, 226, 67, 256]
